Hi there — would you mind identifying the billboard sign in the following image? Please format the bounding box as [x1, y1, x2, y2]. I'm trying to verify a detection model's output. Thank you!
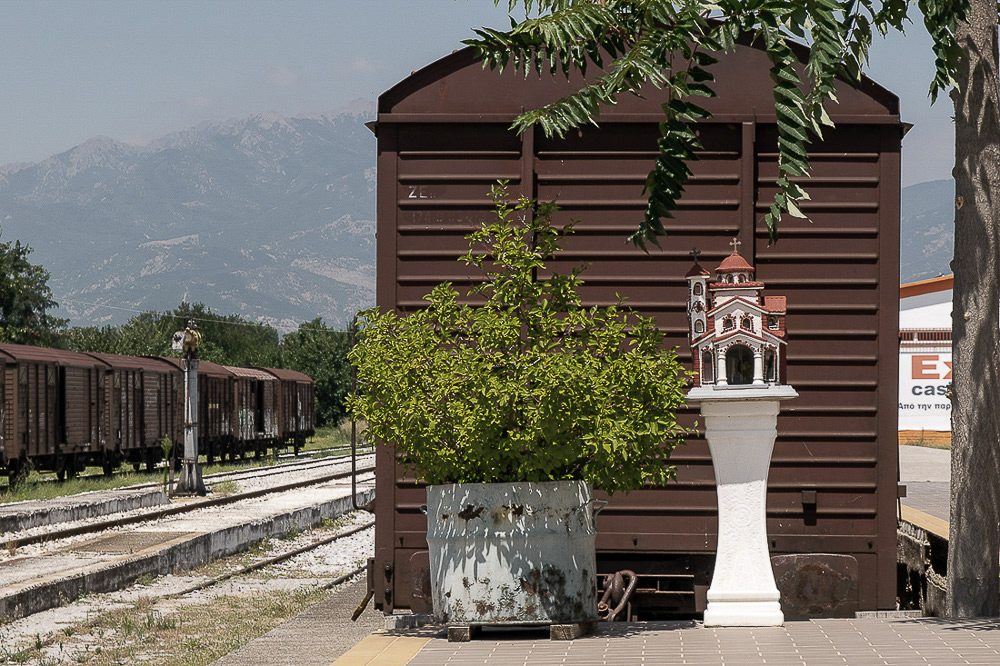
[898, 351, 951, 431]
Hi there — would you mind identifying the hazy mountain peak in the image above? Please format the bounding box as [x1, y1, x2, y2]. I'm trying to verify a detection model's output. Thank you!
[300, 99, 376, 121]
[0, 108, 377, 332]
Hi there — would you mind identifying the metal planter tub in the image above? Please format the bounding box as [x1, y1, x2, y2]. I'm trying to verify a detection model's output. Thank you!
[425, 480, 602, 626]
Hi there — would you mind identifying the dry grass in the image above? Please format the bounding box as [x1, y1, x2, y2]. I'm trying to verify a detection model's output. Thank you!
[11, 588, 331, 665]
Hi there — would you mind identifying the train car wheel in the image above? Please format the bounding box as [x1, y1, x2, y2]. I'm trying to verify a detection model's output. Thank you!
[56, 469, 65, 482]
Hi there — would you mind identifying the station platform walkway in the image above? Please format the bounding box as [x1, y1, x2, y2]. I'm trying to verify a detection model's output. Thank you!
[338, 616, 1000, 665]
[221, 444, 965, 665]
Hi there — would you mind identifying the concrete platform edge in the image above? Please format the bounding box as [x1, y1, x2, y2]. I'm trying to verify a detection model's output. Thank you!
[0, 489, 168, 534]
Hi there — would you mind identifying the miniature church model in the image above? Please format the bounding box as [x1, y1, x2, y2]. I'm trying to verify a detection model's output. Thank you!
[686, 239, 786, 387]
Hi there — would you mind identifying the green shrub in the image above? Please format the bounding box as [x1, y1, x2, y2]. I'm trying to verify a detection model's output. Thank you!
[348, 183, 691, 494]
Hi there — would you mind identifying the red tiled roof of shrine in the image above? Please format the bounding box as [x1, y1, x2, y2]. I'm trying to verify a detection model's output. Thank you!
[685, 263, 711, 278]
[764, 295, 787, 312]
[717, 252, 755, 273]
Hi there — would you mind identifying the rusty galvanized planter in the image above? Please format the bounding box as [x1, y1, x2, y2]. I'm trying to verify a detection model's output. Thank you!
[426, 481, 602, 626]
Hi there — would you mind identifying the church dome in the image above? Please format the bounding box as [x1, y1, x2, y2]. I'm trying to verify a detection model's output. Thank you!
[717, 253, 755, 273]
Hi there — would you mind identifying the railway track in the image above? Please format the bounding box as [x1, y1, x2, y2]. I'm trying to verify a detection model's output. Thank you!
[123, 446, 375, 491]
[11, 444, 373, 488]
[12, 514, 377, 664]
[3, 459, 375, 551]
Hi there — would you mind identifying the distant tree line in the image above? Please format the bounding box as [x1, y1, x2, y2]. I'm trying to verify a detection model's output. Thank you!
[0, 234, 353, 428]
[61, 307, 353, 429]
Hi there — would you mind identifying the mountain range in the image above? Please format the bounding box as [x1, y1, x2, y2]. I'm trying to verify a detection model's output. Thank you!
[899, 178, 954, 284]
[0, 108, 954, 333]
[0, 102, 377, 333]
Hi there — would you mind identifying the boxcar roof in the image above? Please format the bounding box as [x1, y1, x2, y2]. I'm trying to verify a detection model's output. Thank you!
[378, 42, 898, 120]
[84, 352, 179, 373]
[0, 343, 111, 368]
[257, 367, 311, 383]
[224, 366, 274, 381]
[156, 357, 234, 378]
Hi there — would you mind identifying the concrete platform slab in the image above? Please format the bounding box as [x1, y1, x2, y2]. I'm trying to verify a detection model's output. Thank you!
[0, 478, 373, 620]
[0, 488, 167, 533]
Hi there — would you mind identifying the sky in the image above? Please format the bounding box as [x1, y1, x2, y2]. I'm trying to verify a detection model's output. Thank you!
[1, 1, 952, 188]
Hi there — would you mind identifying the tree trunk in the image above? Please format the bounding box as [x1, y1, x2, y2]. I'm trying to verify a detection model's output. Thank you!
[947, 0, 1000, 617]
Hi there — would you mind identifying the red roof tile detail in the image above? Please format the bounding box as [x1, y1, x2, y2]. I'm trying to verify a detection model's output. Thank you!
[764, 296, 787, 312]
[717, 253, 755, 273]
[685, 263, 711, 278]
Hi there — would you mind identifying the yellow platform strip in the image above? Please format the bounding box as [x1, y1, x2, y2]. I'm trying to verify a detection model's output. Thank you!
[331, 632, 430, 666]
[900, 504, 949, 540]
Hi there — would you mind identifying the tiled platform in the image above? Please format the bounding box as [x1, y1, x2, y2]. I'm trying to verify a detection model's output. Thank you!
[324, 444, 965, 665]
[342, 617, 1000, 665]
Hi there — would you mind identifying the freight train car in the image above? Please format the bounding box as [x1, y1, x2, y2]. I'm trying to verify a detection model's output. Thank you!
[83, 352, 182, 473]
[259, 367, 315, 454]
[225, 365, 279, 458]
[0, 344, 111, 480]
[370, 38, 901, 619]
[158, 357, 236, 463]
[0, 344, 316, 482]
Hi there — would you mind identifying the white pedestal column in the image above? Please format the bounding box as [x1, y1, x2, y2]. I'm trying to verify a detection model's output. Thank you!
[688, 385, 797, 627]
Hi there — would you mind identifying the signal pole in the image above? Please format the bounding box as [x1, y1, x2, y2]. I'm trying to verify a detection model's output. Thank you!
[173, 320, 206, 496]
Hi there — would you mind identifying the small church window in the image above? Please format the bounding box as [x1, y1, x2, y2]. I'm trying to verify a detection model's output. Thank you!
[738, 274, 746, 283]
[701, 350, 714, 383]
[695, 320, 704, 334]
[725, 345, 754, 385]
[765, 350, 776, 382]
[693, 282, 703, 296]
[723, 316, 735, 331]
[741, 315, 753, 331]
[768, 315, 779, 330]
[723, 274, 732, 283]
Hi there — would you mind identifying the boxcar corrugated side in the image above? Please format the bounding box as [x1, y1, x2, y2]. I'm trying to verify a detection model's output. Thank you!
[0, 344, 111, 477]
[372, 39, 901, 618]
[225, 365, 279, 455]
[258, 367, 315, 451]
[84, 353, 182, 472]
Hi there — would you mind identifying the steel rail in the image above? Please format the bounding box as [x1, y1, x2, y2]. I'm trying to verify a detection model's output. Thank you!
[27, 520, 375, 654]
[166, 519, 376, 598]
[5, 466, 375, 550]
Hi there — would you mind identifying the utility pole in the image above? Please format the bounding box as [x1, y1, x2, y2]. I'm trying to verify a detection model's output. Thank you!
[173, 320, 206, 496]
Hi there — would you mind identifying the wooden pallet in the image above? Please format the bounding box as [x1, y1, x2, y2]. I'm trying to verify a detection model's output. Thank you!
[447, 621, 597, 642]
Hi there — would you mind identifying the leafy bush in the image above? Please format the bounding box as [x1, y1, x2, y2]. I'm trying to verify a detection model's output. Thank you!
[348, 184, 691, 494]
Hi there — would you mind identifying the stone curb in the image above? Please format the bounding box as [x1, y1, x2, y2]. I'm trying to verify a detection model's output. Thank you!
[0, 488, 168, 534]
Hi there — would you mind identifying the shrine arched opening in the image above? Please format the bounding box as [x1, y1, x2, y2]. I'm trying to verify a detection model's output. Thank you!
[725, 344, 754, 385]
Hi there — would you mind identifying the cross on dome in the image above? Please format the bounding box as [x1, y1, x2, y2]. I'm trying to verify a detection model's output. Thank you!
[729, 238, 741, 254]
[690, 247, 702, 262]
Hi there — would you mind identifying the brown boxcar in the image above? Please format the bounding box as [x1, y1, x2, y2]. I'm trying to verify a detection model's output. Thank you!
[258, 367, 315, 453]
[0, 344, 112, 478]
[225, 365, 279, 458]
[158, 357, 235, 462]
[371, 39, 901, 618]
[83, 353, 182, 473]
